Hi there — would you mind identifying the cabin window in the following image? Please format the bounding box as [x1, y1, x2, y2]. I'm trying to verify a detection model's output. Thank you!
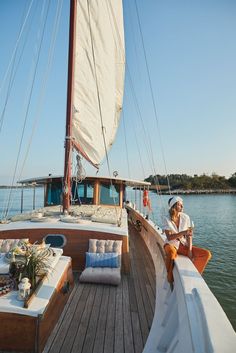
[46, 182, 62, 205]
[72, 181, 94, 204]
[100, 183, 120, 205]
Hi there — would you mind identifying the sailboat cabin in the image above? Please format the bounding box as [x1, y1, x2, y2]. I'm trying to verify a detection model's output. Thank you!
[18, 175, 150, 209]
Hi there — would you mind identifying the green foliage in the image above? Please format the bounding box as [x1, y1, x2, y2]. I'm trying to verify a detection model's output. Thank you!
[10, 245, 53, 290]
[145, 173, 235, 190]
[228, 172, 236, 187]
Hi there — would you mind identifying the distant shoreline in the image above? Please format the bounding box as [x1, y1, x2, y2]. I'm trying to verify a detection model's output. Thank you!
[162, 190, 236, 195]
[150, 187, 236, 195]
[134, 185, 236, 194]
[1, 185, 236, 195]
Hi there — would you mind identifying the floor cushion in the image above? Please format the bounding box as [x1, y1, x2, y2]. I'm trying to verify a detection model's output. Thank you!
[80, 267, 121, 286]
[80, 239, 122, 285]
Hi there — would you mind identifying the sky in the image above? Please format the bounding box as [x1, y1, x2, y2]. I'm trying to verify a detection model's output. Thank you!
[0, 0, 236, 185]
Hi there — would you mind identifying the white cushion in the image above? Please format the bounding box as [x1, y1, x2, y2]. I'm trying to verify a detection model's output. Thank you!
[91, 215, 117, 224]
[80, 239, 122, 285]
[79, 267, 121, 285]
[88, 239, 122, 254]
[0, 239, 29, 253]
[88, 239, 122, 266]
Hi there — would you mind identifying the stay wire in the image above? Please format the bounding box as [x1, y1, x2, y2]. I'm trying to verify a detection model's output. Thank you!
[0, 2, 38, 218]
[107, 0, 165, 214]
[0, 0, 34, 96]
[18, 0, 63, 183]
[0, 1, 39, 136]
[3, 0, 51, 220]
[107, 0, 160, 187]
[127, 67, 166, 211]
[121, 110, 131, 180]
[134, 0, 172, 196]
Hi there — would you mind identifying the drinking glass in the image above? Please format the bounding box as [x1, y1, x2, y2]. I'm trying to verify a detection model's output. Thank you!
[189, 220, 194, 231]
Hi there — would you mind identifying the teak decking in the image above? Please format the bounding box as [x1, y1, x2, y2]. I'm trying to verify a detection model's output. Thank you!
[42, 225, 156, 353]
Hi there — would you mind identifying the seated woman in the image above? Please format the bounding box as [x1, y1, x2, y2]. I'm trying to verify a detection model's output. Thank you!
[163, 196, 211, 283]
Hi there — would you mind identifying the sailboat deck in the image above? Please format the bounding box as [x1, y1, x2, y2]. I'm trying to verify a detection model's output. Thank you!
[43, 225, 156, 353]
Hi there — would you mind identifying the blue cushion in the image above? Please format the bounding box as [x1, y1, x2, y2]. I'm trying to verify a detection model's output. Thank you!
[85, 252, 119, 268]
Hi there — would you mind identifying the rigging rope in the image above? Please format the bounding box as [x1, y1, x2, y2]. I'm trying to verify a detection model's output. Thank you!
[75, 153, 86, 182]
[87, 0, 122, 224]
[0, 0, 37, 135]
[0, 0, 34, 96]
[2, 0, 51, 220]
[106, 0, 166, 216]
[4, 0, 64, 217]
[126, 68, 166, 208]
[18, 0, 63, 182]
[71, 152, 86, 203]
[134, 0, 172, 196]
[121, 110, 131, 180]
[106, 0, 157, 185]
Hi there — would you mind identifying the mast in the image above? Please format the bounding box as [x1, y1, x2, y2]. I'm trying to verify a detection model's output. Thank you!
[63, 0, 77, 212]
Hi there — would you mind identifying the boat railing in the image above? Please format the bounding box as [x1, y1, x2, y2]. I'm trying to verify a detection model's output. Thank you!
[127, 205, 236, 353]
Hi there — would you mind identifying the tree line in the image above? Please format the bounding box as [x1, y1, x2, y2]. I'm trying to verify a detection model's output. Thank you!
[145, 172, 236, 190]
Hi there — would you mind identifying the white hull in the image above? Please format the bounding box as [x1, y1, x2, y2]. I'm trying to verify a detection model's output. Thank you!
[128, 206, 236, 353]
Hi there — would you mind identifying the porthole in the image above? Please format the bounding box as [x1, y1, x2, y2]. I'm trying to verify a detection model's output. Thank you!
[44, 234, 67, 248]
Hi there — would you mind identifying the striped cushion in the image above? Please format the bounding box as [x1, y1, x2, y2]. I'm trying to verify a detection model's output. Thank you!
[85, 252, 119, 268]
[0, 239, 29, 253]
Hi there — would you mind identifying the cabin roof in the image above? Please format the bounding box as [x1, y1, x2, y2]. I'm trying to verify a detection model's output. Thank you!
[18, 175, 151, 187]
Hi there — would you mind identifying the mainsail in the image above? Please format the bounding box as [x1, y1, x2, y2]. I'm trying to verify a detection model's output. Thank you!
[72, 0, 125, 167]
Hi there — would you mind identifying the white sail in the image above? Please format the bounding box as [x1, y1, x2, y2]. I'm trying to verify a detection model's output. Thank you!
[72, 0, 125, 167]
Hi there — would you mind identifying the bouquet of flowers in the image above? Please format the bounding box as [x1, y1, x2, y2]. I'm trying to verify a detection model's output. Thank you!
[8, 241, 53, 290]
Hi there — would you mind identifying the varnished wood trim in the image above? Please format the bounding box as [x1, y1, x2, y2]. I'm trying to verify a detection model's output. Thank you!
[0, 228, 130, 272]
[38, 261, 74, 352]
[94, 179, 100, 205]
[120, 184, 124, 208]
[0, 261, 74, 353]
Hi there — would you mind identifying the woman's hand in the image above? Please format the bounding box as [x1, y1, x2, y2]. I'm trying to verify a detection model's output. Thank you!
[185, 228, 193, 237]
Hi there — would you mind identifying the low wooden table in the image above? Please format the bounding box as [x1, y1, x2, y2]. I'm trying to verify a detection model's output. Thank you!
[0, 256, 74, 353]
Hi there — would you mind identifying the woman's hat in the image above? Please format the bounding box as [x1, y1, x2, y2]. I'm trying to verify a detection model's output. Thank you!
[168, 196, 183, 209]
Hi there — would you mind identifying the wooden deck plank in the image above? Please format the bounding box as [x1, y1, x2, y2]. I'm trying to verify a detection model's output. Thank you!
[103, 285, 117, 353]
[129, 226, 156, 317]
[131, 311, 144, 353]
[70, 284, 97, 353]
[129, 254, 150, 343]
[81, 285, 104, 353]
[58, 284, 92, 353]
[136, 239, 156, 295]
[43, 274, 80, 353]
[43, 226, 156, 353]
[146, 283, 155, 313]
[122, 275, 135, 353]
[92, 285, 109, 353]
[114, 280, 124, 353]
[128, 272, 139, 313]
[129, 235, 151, 343]
[130, 225, 156, 295]
[45, 279, 84, 353]
[132, 250, 155, 326]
